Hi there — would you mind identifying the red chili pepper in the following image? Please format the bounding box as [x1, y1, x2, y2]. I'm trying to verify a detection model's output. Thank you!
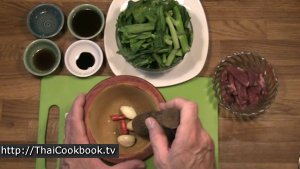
[120, 120, 128, 135]
[111, 114, 126, 121]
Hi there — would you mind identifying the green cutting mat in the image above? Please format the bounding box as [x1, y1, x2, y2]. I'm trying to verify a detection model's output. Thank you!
[36, 76, 219, 169]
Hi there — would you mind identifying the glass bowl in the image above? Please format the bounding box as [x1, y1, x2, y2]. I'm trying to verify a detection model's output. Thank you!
[213, 51, 278, 117]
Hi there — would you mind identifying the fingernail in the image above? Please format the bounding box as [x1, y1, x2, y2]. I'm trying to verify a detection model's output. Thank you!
[64, 112, 69, 119]
[145, 117, 155, 129]
[135, 161, 146, 169]
[138, 164, 146, 169]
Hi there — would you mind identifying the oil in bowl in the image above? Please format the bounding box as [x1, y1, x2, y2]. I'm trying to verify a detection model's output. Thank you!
[33, 49, 57, 72]
[23, 39, 61, 77]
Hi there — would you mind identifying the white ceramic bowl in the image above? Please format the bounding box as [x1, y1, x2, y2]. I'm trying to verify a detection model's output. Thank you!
[104, 0, 209, 87]
[65, 40, 103, 77]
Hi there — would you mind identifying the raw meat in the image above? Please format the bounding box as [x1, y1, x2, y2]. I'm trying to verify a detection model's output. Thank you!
[220, 65, 267, 110]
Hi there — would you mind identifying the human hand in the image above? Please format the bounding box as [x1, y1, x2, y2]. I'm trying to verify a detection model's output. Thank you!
[145, 98, 215, 169]
[61, 94, 145, 169]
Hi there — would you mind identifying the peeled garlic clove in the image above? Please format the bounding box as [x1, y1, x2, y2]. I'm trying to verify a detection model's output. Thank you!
[127, 120, 133, 131]
[117, 135, 136, 147]
[120, 106, 137, 119]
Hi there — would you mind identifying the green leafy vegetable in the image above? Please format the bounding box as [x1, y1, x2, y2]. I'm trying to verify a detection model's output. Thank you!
[117, 0, 192, 70]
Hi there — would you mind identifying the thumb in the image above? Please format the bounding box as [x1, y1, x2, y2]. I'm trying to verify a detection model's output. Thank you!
[112, 159, 145, 169]
[145, 117, 169, 162]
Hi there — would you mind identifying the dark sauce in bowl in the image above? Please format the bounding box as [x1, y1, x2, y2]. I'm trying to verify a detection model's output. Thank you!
[33, 48, 56, 71]
[72, 9, 102, 37]
[76, 52, 95, 70]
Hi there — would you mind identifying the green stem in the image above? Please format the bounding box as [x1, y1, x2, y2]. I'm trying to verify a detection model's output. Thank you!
[165, 12, 180, 49]
[121, 23, 155, 34]
[172, 6, 190, 53]
[153, 54, 163, 68]
[166, 49, 178, 66]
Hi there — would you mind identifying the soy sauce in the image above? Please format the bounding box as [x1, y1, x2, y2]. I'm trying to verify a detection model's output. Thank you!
[76, 52, 95, 70]
[33, 49, 56, 71]
[72, 9, 102, 37]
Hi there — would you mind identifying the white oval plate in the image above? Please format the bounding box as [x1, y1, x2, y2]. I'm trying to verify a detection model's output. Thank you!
[104, 0, 209, 87]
